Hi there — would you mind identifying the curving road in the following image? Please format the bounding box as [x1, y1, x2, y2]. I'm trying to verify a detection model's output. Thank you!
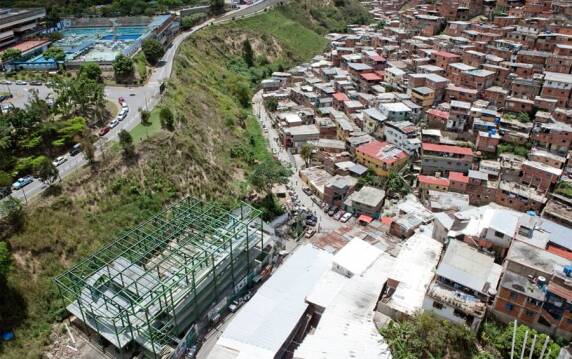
[6, 0, 283, 204]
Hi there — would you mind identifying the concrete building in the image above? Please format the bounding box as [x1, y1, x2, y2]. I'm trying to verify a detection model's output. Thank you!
[421, 143, 474, 175]
[323, 175, 358, 207]
[383, 121, 420, 155]
[344, 186, 386, 219]
[356, 140, 409, 176]
[492, 241, 572, 340]
[0, 8, 46, 50]
[378, 233, 443, 320]
[423, 240, 502, 331]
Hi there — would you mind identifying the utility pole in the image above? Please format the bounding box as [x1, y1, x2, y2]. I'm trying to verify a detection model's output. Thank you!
[519, 330, 528, 359]
[510, 320, 517, 359]
[528, 334, 537, 359]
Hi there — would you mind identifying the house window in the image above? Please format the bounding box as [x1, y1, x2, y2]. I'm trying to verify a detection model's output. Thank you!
[505, 303, 514, 311]
[432, 301, 444, 310]
[525, 310, 535, 317]
[495, 231, 504, 238]
[510, 291, 518, 299]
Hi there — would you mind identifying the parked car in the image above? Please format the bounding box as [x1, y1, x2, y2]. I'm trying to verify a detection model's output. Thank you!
[302, 187, 312, 195]
[99, 126, 111, 136]
[15, 80, 27, 85]
[30, 80, 42, 86]
[334, 210, 345, 221]
[1, 103, 14, 113]
[328, 207, 338, 216]
[12, 176, 33, 190]
[109, 118, 120, 128]
[69, 143, 82, 156]
[0, 80, 12, 85]
[52, 155, 67, 167]
[117, 107, 128, 121]
[341, 212, 352, 223]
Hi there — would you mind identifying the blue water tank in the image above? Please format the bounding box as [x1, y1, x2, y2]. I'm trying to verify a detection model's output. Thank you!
[564, 265, 572, 277]
[527, 210, 536, 216]
[2, 331, 14, 341]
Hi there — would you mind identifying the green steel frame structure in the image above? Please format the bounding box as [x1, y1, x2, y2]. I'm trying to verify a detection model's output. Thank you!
[54, 197, 268, 358]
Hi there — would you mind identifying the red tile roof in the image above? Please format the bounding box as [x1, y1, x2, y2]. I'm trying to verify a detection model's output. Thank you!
[547, 245, 572, 260]
[433, 50, 460, 59]
[449, 171, 469, 184]
[333, 92, 349, 102]
[357, 141, 408, 164]
[360, 72, 383, 81]
[380, 216, 394, 226]
[418, 175, 450, 187]
[4, 40, 49, 54]
[422, 142, 473, 156]
[358, 214, 374, 223]
[426, 108, 449, 120]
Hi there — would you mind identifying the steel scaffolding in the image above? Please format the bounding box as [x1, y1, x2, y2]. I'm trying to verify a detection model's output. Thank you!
[54, 197, 268, 357]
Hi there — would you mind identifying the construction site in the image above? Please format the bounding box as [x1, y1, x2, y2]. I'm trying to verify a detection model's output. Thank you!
[54, 197, 274, 358]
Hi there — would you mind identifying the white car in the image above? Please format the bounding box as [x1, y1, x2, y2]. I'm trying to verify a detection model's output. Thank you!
[52, 156, 67, 167]
[15, 80, 27, 85]
[0, 80, 12, 85]
[117, 107, 128, 121]
[341, 212, 352, 223]
[109, 118, 120, 128]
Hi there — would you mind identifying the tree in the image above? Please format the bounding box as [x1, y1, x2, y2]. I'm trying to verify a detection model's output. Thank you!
[386, 170, 410, 197]
[264, 98, 278, 112]
[242, 39, 255, 67]
[300, 143, 313, 167]
[48, 32, 63, 42]
[376, 20, 386, 30]
[34, 156, 59, 185]
[50, 76, 105, 124]
[0, 170, 11, 189]
[210, 0, 225, 14]
[249, 159, 291, 195]
[43, 47, 66, 61]
[1, 49, 21, 62]
[0, 197, 24, 232]
[77, 128, 96, 167]
[160, 107, 174, 130]
[0, 242, 11, 281]
[140, 109, 151, 126]
[141, 39, 165, 65]
[78, 62, 103, 82]
[113, 54, 135, 83]
[118, 129, 135, 159]
[181, 13, 207, 30]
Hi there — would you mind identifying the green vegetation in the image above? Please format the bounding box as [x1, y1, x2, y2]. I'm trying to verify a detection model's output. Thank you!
[497, 142, 531, 157]
[381, 315, 562, 359]
[555, 180, 572, 198]
[42, 47, 65, 62]
[132, 51, 149, 82]
[381, 312, 479, 358]
[479, 321, 560, 359]
[504, 111, 530, 123]
[301, 143, 313, 167]
[77, 62, 102, 83]
[181, 13, 208, 30]
[141, 38, 165, 66]
[0, 0, 370, 357]
[159, 107, 175, 131]
[1, 49, 21, 62]
[0, 74, 104, 181]
[112, 54, 135, 83]
[131, 108, 161, 143]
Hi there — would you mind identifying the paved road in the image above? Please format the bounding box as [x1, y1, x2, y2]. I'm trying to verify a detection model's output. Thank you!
[6, 0, 282, 203]
[252, 91, 342, 233]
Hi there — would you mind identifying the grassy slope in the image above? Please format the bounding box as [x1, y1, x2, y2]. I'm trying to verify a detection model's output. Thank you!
[0, 1, 369, 357]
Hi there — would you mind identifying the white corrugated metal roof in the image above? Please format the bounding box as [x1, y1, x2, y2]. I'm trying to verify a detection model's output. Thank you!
[295, 250, 395, 359]
[209, 244, 333, 359]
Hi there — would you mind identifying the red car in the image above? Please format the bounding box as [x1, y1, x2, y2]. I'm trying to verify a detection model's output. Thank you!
[99, 126, 111, 136]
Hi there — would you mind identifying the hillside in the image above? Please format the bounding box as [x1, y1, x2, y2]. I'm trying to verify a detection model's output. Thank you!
[0, 1, 371, 358]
